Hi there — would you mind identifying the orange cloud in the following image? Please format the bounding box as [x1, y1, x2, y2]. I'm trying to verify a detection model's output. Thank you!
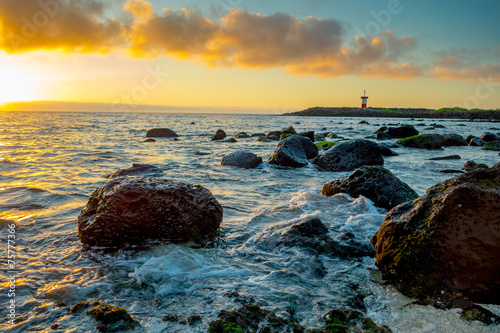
[431, 63, 500, 83]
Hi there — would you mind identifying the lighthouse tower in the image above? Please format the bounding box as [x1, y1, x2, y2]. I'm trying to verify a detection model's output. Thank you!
[361, 90, 368, 109]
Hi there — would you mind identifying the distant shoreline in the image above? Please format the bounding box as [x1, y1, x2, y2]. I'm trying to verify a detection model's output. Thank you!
[283, 107, 500, 120]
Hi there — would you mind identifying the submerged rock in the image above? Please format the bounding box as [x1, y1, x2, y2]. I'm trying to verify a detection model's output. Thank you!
[211, 129, 227, 141]
[235, 132, 250, 138]
[428, 155, 461, 161]
[312, 140, 384, 172]
[322, 166, 418, 210]
[442, 134, 468, 146]
[221, 151, 262, 169]
[371, 164, 500, 304]
[268, 135, 315, 168]
[78, 177, 223, 247]
[462, 160, 489, 172]
[483, 140, 500, 151]
[396, 134, 445, 150]
[108, 164, 163, 179]
[71, 301, 139, 333]
[145, 128, 178, 138]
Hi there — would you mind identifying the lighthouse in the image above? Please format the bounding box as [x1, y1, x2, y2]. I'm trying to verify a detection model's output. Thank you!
[361, 90, 368, 109]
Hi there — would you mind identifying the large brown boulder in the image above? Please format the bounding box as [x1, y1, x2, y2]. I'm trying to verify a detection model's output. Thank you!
[322, 166, 418, 210]
[371, 164, 500, 304]
[78, 177, 223, 247]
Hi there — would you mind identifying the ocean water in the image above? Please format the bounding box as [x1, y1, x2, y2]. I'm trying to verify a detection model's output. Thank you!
[0, 111, 499, 332]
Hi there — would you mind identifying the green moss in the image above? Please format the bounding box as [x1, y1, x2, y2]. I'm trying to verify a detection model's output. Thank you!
[280, 133, 294, 140]
[323, 323, 348, 332]
[361, 318, 379, 333]
[478, 179, 500, 188]
[380, 109, 394, 113]
[87, 303, 139, 332]
[483, 142, 500, 151]
[193, 184, 203, 188]
[315, 141, 337, 148]
[434, 107, 469, 113]
[70, 301, 102, 313]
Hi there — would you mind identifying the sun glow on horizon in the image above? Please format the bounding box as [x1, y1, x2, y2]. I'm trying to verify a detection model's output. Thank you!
[0, 64, 43, 104]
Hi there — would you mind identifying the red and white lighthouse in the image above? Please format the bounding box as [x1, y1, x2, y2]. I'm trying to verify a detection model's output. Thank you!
[361, 90, 368, 108]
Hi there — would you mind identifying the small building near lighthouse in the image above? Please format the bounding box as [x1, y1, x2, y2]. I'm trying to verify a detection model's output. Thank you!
[361, 90, 368, 108]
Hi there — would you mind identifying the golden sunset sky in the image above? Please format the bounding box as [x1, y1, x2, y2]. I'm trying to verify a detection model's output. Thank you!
[0, 0, 499, 112]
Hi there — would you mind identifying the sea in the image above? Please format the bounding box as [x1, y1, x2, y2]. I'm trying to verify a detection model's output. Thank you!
[0, 111, 499, 332]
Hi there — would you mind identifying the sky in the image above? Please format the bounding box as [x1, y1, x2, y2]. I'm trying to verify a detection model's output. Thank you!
[0, 0, 499, 113]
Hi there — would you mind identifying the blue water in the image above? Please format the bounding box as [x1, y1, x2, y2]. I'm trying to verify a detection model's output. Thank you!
[0, 112, 499, 332]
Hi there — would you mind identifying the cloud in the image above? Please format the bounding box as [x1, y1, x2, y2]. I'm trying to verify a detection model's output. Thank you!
[430, 55, 500, 82]
[0, 0, 126, 53]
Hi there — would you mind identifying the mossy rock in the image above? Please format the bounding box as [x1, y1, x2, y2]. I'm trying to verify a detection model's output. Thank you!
[315, 141, 337, 150]
[396, 134, 445, 149]
[280, 133, 294, 140]
[460, 305, 500, 325]
[482, 140, 500, 151]
[87, 303, 139, 332]
[281, 126, 297, 135]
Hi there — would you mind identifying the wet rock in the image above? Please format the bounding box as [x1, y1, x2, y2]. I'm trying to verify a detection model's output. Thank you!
[442, 134, 468, 147]
[235, 132, 250, 138]
[481, 132, 499, 142]
[143, 138, 156, 143]
[257, 137, 271, 142]
[314, 134, 326, 142]
[268, 136, 308, 168]
[278, 218, 374, 258]
[379, 144, 397, 157]
[211, 129, 227, 141]
[322, 166, 418, 210]
[207, 304, 305, 333]
[386, 125, 419, 138]
[431, 124, 446, 128]
[281, 126, 297, 136]
[371, 165, 500, 304]
[108, 164, 163, 179]
[221, 151, 262, 169]
[78, 177, 223, 247]
[267, 131, 282, 141]
[313, 140, 384, 172]
[438, 169, 465, 174]
[460, 305, 500, 325]
[428, 155, 461, 161]
[396, 134, 445, 150]
[162, 314, 181, 322]
[469, 137, 486, 146]
[251, 133, 266, 137]
[300, 131, 315, 142]
[315, 141, 336, 151]
[194, 150, 212, 156]
[462, 160, 489, 172]
[278, 135, 318, 159]
[313, 308, 392, 333]
[483, 140, 500, 151]
[223, 138, 238, 143]
[145, 128, 179, 138]
[359, 120, 369, 125]
[180, 315, 202, 325]
[71, 301, 139, 333]
[280, 132, 294, 140]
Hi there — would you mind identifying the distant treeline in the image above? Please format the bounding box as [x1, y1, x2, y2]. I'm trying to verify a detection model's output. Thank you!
[283, 107, 500, 120]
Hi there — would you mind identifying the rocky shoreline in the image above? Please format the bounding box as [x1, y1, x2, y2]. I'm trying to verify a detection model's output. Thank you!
[283, 107, 500, 120]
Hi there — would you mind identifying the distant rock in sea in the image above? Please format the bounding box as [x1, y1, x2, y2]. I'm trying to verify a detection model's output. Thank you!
[145, 128, 179, 138]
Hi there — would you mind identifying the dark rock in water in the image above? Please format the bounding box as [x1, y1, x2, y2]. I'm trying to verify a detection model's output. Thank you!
[145, 128, 179, 138]
[194, 150, 212, 156]
[71, 301, 139, 332]
[469, 137, 486, 146]
[359, 120, 369, 125]
[251, 133, 266, 137]
[173, 138, 179, 141]
[207, 303, 304, 333]
[387, 125, 419, 138]
[281, 126, 297, 135]
[278, 135, 318, 159]
[431, 124, 446, 128]
[257, 137, 271, 142]
[78, 177, 223, 247]
[379, 144, 397, 156]
[108, 164, 163, 179]
[428, 155, 461, 161]
[300, 131, 315, 142]
[267, 131, 281, 141]
[322, 166, 418, 210]
[438, 169, 465, 174]
[396, 134, 445, 150]
[463, 160, 489, 172]
[277, 218, 374, 258]
[319, 308, 391, 333]
[465, 135, 476, 143]
[483, 140, 500, 151]
[221, 151, 262, 169]
[191, 122, 195, 124]
[442, 134, 468, 146]
[315, 141, 336, 151]
[268, 136, 309, 168]
[460, 305, 500, 325]
[371, 165, 500, 304]
[143, 138, 156, 143]
[313, 140, 384, 172]
[235, 132, 250, 138]
[223, 137, 237, 143]
[481, 132, 499, 142]
[280, 132, 294, 140]
[211, 129, 226, 141]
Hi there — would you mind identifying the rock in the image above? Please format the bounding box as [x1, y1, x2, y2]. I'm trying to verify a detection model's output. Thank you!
[387, 125, 419, 138]
[71, 301, 139, 332]
[379, 144, 397, 156]
[145, 128, 179, 138]
[277, 218, 374, 258]
[322, 166, 418, 210]
[315, 141, 336, 151]
[313, 140, 384, 172]
[267, 131, 281, 141]
[314, 134, 325, 142]
[396, 134, 445, 150]
[280, 133, 294, 140]
[442, 134, 468, 146]
[359, 120, 369, 124]
[191, 122, 195, 124]
[235, 132, 250, 138]
[469, 137, 486, 146]
[318, 308, 392, 333]
[300, 131, 315, 142]
[428, 155, 461, 161]
[460, 305, 500, 325]
[268, 136, 309, 168]
[207, 304, 305, 333]
[194, 151, 212, 156]
[221, 151, 262, 169]
[462, 160, 489, 172]
[211, 129, 227, 141]
[432, 124, 446, 128]
[223, 138, 238, 143]
[257, 137, 271, 142]
[326, 132, 338, 138]
[483, 140, 500, 151]
[481, 132, 499, 142]
[278, 135, 318, 159]
[251, 133, 266, 137]
[78, 177, 223, 247]
[281, 126, 297, 136]
[371, 165, 500, 304]
[438, 169, 465, 174]
[108, 164, 163, 179]
[143, 138, 156, 143]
